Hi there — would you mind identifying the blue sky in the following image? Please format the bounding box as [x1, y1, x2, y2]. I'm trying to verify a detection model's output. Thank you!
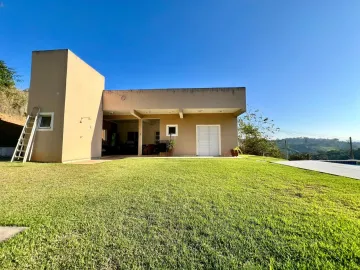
[1, 0, 359, 140]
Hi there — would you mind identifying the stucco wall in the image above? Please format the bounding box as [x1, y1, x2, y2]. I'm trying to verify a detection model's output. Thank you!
[61, 50, 105, 162]
[28, 50, 68, 162]
[159, 114, 237, 156]
[103, 88, 246, 112]
[143, 120, 159, 144]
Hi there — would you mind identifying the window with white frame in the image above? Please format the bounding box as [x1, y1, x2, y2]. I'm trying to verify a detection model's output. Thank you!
[166, 125, 178, 136]
[37, 112, 54, 131]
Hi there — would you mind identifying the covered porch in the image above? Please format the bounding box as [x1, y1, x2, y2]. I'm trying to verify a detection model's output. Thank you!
[102, 117, 162, 156]
[102, 88, 246, 157]
[102, 109, 242, 157]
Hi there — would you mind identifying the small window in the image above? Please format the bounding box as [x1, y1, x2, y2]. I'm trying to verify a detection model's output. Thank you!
[38, 113, 54, 131]
[166, 125, 178, 136]
[155, 131, 160, 143]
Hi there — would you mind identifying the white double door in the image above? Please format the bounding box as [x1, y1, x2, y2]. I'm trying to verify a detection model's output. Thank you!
[196, 125, 220, 156]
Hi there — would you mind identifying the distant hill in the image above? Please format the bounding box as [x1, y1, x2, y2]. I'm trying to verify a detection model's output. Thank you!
[274, 137, 360, 154]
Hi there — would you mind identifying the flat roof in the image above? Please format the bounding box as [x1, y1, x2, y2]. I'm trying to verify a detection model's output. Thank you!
[104, 87, 245, 92]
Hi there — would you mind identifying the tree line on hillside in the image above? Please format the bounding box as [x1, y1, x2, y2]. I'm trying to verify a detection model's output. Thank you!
[275, 138, 359, 160]
[237, 109, 358, 160]
[275, 137, 360, 153]
[0, 60, 28, 116]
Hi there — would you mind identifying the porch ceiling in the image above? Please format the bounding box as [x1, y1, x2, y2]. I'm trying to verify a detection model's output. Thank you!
[103, 108, 241, 116]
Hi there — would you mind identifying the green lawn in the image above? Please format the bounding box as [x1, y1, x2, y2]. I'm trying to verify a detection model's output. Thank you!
[0, 157, 359, 269]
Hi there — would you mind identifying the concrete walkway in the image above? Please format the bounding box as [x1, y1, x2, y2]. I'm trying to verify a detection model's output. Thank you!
[276, 160, 360, 180]
[0, 227, 27, 242]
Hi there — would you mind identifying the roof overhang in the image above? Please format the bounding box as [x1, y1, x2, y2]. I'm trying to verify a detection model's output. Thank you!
[103, 87, 246, 118]
[103, 108, 244, 117]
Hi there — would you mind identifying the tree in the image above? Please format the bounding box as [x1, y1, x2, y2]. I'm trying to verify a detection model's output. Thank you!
[0, 61, 27, 116]
[0, 60, 20, 88]
[238, 109, 283, 158]
[289, 153, 310, 160]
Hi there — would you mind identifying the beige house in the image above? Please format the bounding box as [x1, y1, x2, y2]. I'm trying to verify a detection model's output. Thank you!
[27, 49, 246, 162]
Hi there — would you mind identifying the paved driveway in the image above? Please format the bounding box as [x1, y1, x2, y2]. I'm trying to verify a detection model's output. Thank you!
[276, 160, 360, 180]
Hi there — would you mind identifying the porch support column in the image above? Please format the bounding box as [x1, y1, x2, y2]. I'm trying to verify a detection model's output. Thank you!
[138, 119, 143, 156]
[233, 109, 244, 118]
[131, 109, 143, 119]
[179, 109, 184, 119]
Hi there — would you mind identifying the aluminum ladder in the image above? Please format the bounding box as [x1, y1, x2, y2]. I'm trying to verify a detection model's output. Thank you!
[11, 107, 41, 163]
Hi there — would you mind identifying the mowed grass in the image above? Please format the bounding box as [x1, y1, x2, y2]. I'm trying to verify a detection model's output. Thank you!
[0, 157, 359, 269]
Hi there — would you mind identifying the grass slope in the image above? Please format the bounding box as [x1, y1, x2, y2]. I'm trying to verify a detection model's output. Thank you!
[0, 157, 359, 269]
